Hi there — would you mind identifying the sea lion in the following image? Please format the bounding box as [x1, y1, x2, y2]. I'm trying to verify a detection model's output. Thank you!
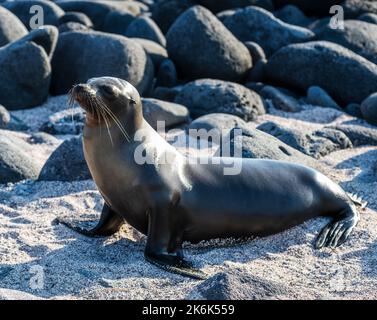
[58, 76, 365, 280]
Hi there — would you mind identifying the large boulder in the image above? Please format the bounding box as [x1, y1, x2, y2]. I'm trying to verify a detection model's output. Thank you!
[38, 136, 91, 181]
[360, 93, 377, 126]
[175, 79, 265, 120]
[257, 122, 352, 158]
[58, 11, 94, 28]
[2, 0, 65, 29]
[0, 6, 27, 47]
[56, 0, 135, 34]
[223, 6, 314, 56]
[0, 130, 40, 183]
[214, 126, 321, 171]
[131, 38, 168, 69]
[343, 0, 377, 19]
[266, 41, 377, 105]
[166, 6, 252, 82]
[274, 4, 312, 27]
[330, 123, 377, 146]
[0, 26, 57, 109]
[51, 31, 154, 95]
[125, 16, 166, 47]
[317, 20, 377, 65]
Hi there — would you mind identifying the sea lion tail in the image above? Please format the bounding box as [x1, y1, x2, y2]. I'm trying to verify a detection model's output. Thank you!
[347, 193, 367, 210]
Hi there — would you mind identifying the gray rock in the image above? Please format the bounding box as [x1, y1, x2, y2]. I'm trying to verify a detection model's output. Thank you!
[257, 121, 352, 158]
[188, 113, 247, 136]
[307, 86, 341, 110]
[40, 107, 85, 135]
[246, 59, 267, 83]
[0, 105, 10, 128]
[56, 0, 135, 33]
[141, 98, 190, 129]
[126, 16, 166, 47]
[214, 126, 321, 171]
[156, 59, 177, 88]
[216, 9, 236, 23]
[345, 103, 363, 118]
[244, 41, 266, 63]
[2, 0, 64, 29]
[196, 0, 274, 13]
[51, 31, 154, 96]
[0, 26, 57, 110]
[58, 11, 93, 28]
[28, 132, 59, 145]
[152, 0, 194, 34]
[274, 4, 311, 27]
[0, 6, 27, 47]
[190, 269, 291, 300]
[166, 6, 252, 82]
[358, 13, 377, 24]
[266, 41, 377, 105]
[307, 17, 331, 35]
[223, 6, 314, 56]
[343, 0, 377, 19]
[360, 93, 377, 126]
[0, 131, 40, 183]
[38, 136, 91, 181]
[175, 79, 265, 120]
[131, 38, 168, 69]
[318, 20, 377, 65]
[260, 85, 302, 112]
[58, 21, 90, 33]
[331, 123, 377, 146]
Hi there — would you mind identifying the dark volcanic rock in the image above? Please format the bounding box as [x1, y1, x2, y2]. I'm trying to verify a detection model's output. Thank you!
[0, 131, 40, 183]
[195, 0, 274, 13]
[343, 0, 377, 19]
[273, 0, 343, 16]
[358, 13, 377, 25]
[361, 93, 377, 126]
[131, 38, 168, 69]
[175, 79, 265, 120]
[260, 85, 302, 112]
[142, 98, 189, 129]
[156, 58, 177, 88]
[151, 0, 194, 34]
[266, 41, 377, 105]
[244, 41, 266, 63]
[306, 86, 341, 110]
[317, 20, 377, 65]
[51, 31, 154, 96]
[0, 6, 27, 47]
[126, 16, 166, 47]
[2, 0, 64, 29]
[274, 4, 312, 27]
[330, 123, 377, 146]
[345, 103, 363, 118]
[40, 107, 85, 135]
[223, 6, 314, 56]
[257, 122, 352, 158]
[0, 26, 57, 110]
[38, 136, 91, 181]
[56, 0, 135, 34]
[58, 11, 93, 28]
[166, 6, 252, 82]
[214, 126, 321, 170]
[190, 269, 292, 300]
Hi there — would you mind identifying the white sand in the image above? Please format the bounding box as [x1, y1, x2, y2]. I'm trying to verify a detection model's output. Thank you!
[0, 100, 376, 300]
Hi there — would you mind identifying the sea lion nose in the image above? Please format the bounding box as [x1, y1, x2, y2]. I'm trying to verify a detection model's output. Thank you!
[73, 84, 87, 94]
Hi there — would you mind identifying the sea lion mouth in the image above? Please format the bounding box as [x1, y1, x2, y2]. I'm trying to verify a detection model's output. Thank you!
[69, 84, 94, 111]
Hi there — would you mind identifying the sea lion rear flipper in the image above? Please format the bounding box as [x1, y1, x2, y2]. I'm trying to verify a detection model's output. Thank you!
[315, 206, 359, 249]
[55, 203, 124, 237]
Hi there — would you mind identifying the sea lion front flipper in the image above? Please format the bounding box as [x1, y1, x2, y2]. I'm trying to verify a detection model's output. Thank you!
[144, 207, 207, 280]
[55, 203, 124, 237]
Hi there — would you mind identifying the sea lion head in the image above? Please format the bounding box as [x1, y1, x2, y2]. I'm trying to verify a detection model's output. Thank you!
[69, 76, 142, 124]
